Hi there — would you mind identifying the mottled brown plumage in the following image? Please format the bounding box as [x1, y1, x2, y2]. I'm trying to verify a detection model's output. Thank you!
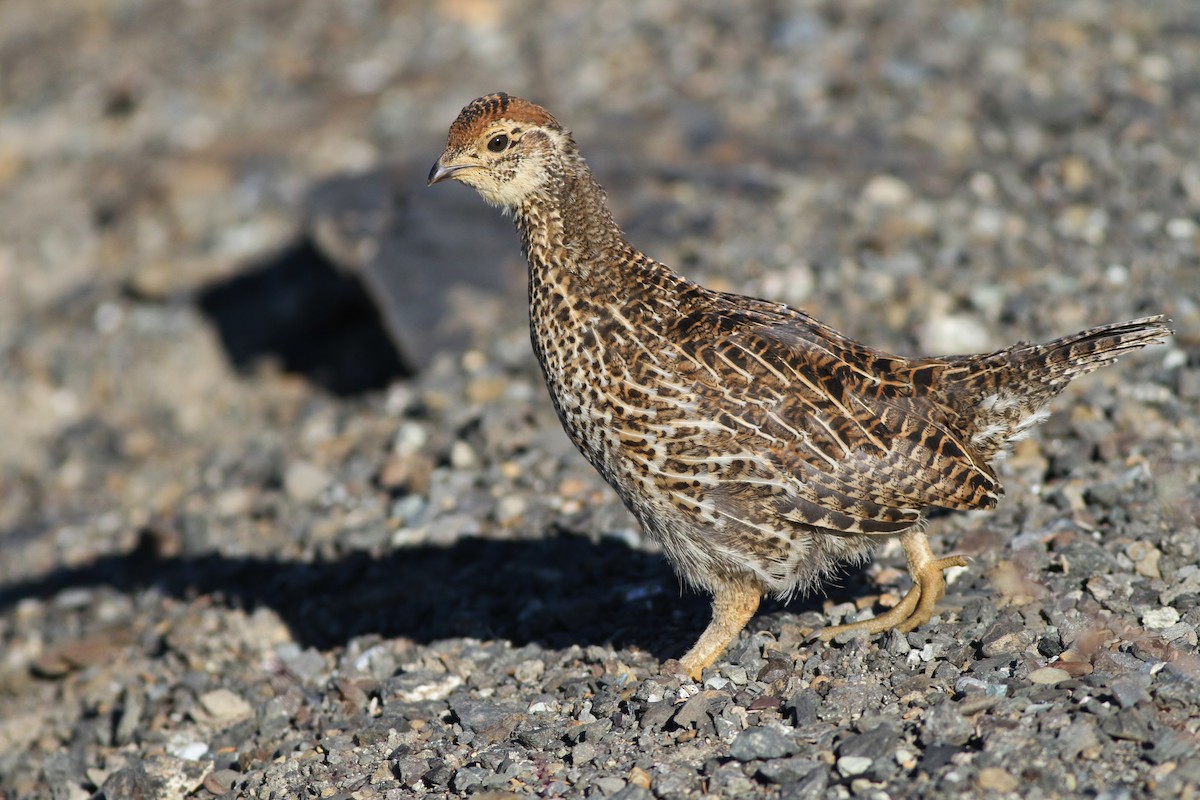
[429, 93, 1172, 679]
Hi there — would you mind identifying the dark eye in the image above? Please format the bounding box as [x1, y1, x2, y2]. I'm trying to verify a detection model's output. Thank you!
[487, 133, 510, 152]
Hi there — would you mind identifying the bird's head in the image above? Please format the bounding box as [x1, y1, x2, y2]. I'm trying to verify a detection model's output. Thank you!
[427, 92, 574, 209]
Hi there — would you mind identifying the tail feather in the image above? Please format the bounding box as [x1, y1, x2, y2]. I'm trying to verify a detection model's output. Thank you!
[1010, 314, 1172, 387]
[956, 314, 1172, 458]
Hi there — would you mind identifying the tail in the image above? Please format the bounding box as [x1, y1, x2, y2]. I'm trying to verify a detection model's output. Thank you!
[999, 314, 1172, 390]
[956, 315, 1172, 458]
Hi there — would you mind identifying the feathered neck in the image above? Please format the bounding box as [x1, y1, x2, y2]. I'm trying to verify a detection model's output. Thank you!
[512, 152, 629, 279]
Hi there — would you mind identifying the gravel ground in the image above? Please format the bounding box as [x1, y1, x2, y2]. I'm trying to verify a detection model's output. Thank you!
[2, 1, 1199, 798]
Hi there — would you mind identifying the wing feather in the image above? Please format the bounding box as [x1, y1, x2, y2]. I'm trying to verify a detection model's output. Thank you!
[655, 298, 1001, 535]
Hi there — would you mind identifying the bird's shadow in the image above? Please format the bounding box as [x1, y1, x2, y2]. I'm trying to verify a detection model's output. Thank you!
[0, 527, 844, 662]
[0, 530, 837, 661]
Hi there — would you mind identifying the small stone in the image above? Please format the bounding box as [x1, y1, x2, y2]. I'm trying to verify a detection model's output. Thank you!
[1166, 217, 1197, 241]
[1150, 729, 1197, 765]
[920, 744, 961, 772]
[1060, 155, 1093, 190]
[838, 724, 896, 761]
[451, 766, 489, 793]
[387, 671, 463, 702]
[1058, 719, 1101, 760]
[101, 756, 211, 800]
[168, 738, 209, 761]
[977, 767, 1019, 792]
[757, 656, 793, 684]
[723, 665, 749, 685]
[836, 755, 872, 777]
[980, 617, 1036, 657]
[784, 767, 828, 800]
[513, 658, 544, 684]
[921, 701, 973, 746]
[861, 175, 913, 207]
[449, 440, 478, 469]
[280, 647, 327, 683]
[594, 776, 626, 794]
[203, 769, 241, 795]
[284, 461, 330, 502]
[1102, 708, 1152, 742]
[1057, 204, 1108, 244]
[748, 694, 782, 712]
[755, 757, 821, 785]
[1126, 541, 1162, 579]
[1142, 607, 1181, 629]
[496, 493, 527, 524]
[466, 375, 509, 405]
[627, 766, 652, 789]
[256, 698, 291, 738]
[609, 786, 654, 800]
[1110, 676, 1151, 709]
[729, 726, 799, 761]
[449, 698, 525, 744]
[114, 691, 144, 746]
[515, 727, 559, 750]
[970, 207, 1007, 242]
[954, 676, 990, 696]
[1028, 667, 1071, 685]
[674, 690, 725, 733]
[956, 695, 1001, 715]
[639, 701, 674, 732]
[571, 741, 596, 765]
[1159, 623, 1198, 645]
[198, 689, 253, 723]
[783, 689, 820, 727]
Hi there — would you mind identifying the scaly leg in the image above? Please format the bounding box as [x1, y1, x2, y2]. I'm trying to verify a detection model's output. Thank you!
[817, 530, 967, 641]
[677, 575, 762, 681]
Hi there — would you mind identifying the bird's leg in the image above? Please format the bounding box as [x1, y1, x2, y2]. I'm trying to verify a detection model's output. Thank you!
[677, 575, 762, 681]
[817, 530, 968, 641]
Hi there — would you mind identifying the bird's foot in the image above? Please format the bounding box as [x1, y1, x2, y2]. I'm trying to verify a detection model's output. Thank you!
[817, 531, 968, 641]
[676, 577, 762, 681]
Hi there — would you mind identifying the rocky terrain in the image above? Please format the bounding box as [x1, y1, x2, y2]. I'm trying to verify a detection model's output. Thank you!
[1, 1, 1198, 798]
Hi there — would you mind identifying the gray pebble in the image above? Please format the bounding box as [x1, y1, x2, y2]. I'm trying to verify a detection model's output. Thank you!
[729, 726, 799, 761]
[449, 697, 525, 743]
[1110, 676, 1151, 709]
[1057, 719, 1102, 760]
[673, 690, 727, 734]
[838, 723, 897, 762]
[593, 776, 627, 794]
[755, 757, 822, 785]
[1101, 709, 1152, 742]
[836, 755, 873, 777]
[980, 617, 1037, 657]
[780, 766, 829, 800]
[921, 701, 974, 747]
[638, 701, 675, 732]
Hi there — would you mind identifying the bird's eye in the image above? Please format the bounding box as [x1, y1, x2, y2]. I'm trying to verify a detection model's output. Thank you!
[487, 133, 510, 152]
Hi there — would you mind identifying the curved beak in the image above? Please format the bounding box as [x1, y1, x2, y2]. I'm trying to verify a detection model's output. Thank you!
[427, 159, 471, 186]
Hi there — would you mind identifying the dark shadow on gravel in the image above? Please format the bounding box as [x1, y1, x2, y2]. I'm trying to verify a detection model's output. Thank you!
[193, 166, 526, 398]
[196, 238, 411, 396]
[0, 531, 835, 661]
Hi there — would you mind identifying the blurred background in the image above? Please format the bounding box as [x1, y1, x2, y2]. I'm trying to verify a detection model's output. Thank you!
[0, 1, 1197, 796]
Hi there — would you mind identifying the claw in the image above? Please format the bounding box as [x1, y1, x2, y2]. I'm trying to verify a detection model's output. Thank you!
[818, 532, 967, 640]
